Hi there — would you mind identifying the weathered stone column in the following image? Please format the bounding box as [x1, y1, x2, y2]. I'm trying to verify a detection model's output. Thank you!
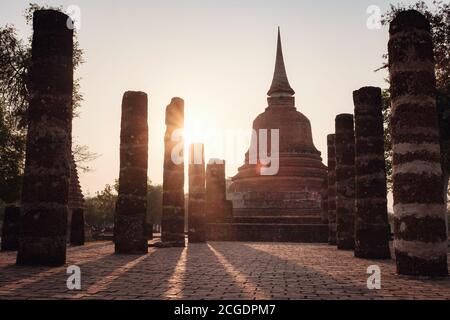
[320, 179, 328, 224]
[188, 143, 206, 243]
[67, 153, 84, 243]
[161, 98, 185, 246]
[16, 10, 73, 266]
[206, 159, 231, 223]
[389, 10, 448, 276]
[327, 134, 337, 245]
[1, 206, 20, 251]
[70, 208, 85, 246]
[353, 87, 391, 259]
[335, 114, 355, 250]
[114, 91, 148, 254]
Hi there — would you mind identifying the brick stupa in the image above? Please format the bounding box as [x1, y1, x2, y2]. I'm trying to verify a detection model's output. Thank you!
[225, 29, 328, 241]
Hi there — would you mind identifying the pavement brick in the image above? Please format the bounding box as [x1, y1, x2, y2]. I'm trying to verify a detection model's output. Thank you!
[0, 241, 449, 300]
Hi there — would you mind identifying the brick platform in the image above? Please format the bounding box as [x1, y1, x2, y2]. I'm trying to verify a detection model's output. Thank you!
[0, 241, 449, 300]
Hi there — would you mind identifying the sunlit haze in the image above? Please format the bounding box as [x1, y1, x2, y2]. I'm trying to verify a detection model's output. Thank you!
[0, 0, 430, 197]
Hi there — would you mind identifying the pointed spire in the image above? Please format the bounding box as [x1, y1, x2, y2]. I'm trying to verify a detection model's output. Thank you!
[267, 27, 295, 97]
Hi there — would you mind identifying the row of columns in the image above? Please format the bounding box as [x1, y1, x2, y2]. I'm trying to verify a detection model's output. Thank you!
[324, 10, 448, 276]
[3, 9, 231, 265]
[115, 94, 231, 251]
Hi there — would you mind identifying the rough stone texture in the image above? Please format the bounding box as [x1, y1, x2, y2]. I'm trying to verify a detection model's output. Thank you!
[145, 223, 153, 240]
[326, 134, 337, 245]
[67, 153, 84, 242]
[320, 178, 328, 224]
[206, 223, 328, 242]
[161, 98, 185, 247]
[228, 30, 327, 225]
[1, 206, 20, 251]
[0, 241, 449, 300]
[335, 114, 355, 250]
[388, 10, 448, 276]
[70, 208, 85, 246]
[188, 143, 206, 243]
[114, 91, 148, 254]
[16, 10, 73, 266]
[353, 87, 391, 259]
[206, 160, 232, 223]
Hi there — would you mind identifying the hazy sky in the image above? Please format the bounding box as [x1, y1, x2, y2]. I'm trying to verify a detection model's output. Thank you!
[0, 0, 433, 196]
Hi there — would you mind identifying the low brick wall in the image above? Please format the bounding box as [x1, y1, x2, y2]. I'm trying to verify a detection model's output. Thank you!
[206, 223, 328, 243]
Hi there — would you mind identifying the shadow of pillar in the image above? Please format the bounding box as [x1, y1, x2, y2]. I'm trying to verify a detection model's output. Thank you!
[208, 242, 380, 300]
[0, 245, 150, 299]
[0, 242, 113, 290]
[181, 243, 255, 300]
[90, 247, 185, 299]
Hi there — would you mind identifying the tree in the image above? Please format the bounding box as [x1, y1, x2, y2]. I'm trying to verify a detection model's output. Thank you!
[147, 183, 163, 225]
[380, 1, 450, 198]
[84, 181, 163, 229]
[84, 184, 117, 228]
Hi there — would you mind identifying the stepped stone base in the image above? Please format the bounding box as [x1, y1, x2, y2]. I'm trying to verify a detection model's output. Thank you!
[206, 222, 328, 243]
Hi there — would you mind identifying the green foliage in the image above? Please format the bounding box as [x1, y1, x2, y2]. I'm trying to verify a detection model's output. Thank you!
[84, 181, 163, 228]
[84, 184, 117, 228]
[0, 106, 25, 203]
[147, 183, 163, 224]
[381, 89, 392, 190]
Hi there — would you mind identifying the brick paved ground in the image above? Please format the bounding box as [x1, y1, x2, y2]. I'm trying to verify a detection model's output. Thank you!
[0, 241, 449, 300]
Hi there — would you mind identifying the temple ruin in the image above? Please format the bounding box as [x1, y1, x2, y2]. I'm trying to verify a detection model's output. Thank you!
[225, 28, 328, 242]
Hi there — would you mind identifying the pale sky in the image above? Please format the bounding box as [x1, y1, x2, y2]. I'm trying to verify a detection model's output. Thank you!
[0, 0, 433, 198]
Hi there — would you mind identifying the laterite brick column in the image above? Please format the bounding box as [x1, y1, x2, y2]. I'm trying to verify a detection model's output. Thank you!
[320, 179, 328, 224]
[17, 10, 73, 266]
[188, 143, 206, 243]
[353, 86, 391, 259]
[206, 160, 229, 223]
[115, 91, 148, 254]
[1, 206, 20, 251]
[161, 98, 185, 246]
[327, 134, 337, 245]
[70, 208, 85, 246]
[389, 10, 448, 276]
[335, 114, 355, 250]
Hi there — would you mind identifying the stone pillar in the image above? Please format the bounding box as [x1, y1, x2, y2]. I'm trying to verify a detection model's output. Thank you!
[320, 179, 328, 224]
[16, 10, 73, 266]
[335, 114, 355, 250]
[161, 97, 185, 246]
[327, 134, 337, 245]
[67, 153, 84, 242]
[1, 206, 20, 251]
[70, 208, 85, 246]
[145, 223, 153, 240]
[389, 10, 448, 276]
[353, 87, 391, 259]
[188, 143, 206, 243]
[114, 91, 148, 254]
[206, 159, 231, 223]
